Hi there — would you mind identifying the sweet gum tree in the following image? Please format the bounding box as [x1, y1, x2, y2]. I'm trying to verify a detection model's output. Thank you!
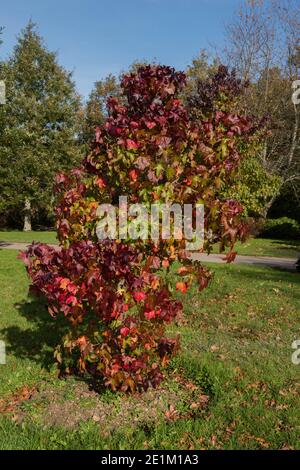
[22, 65, 261, 392]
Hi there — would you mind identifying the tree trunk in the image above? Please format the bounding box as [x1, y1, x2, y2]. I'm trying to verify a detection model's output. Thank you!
[260, 193, 279, 220]
[23, 198, 32, 232]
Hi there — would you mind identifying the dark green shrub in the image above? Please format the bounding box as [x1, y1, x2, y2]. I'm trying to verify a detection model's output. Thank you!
[259, 217, 300, 240]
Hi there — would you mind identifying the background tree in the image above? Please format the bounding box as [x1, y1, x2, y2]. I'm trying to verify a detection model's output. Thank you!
[0, 21, 84, 230]
[187, 64, 272, 219]
[83, 74, 120, 144]
[223, 157, 281, 218]
[0, 26, 6, 221]
[181, 48, 282, 219]
[224, 0, 300, 218]
[182, 49, 219, 103]
[82, 60, 153, 145]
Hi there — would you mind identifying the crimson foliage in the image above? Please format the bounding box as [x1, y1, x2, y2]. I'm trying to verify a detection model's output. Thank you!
[21, 65, 260, 392]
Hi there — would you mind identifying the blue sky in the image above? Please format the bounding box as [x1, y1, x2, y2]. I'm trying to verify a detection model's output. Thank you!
[1, 0, 241, 99]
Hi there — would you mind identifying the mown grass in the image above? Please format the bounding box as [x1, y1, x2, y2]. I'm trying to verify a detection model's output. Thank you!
[0, 248, 300, 450]
[212, 237, 300, 259]
[0, 231, 299, 258]
[0, 230, 57, 245]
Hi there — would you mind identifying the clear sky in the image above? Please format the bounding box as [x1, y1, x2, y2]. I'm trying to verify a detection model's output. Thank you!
[0, 0, 241, 99]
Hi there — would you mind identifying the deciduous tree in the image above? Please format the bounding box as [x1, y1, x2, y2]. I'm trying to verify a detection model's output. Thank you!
[83, 74, 120, 145]
[22, 64, 261, 392]
[224, 0, 300, 216]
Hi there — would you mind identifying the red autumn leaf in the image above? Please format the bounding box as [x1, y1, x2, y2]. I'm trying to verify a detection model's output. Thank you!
[133, 291, 146, 302]
[95, 126, 102, 143]
[145, 120, 156, 129]
[176, 281, 188, 294]
[177, 266, 189, 275]
[144, 310, 156, 320]
[77, 336, 88, 347]
[95, 177, 106, 188]
[120, 327, 130, 337]
[223, 251, 237, 263]
[129, 169, 138, 182]
[126, 139, 139, 150]
[162, 259, 170, 269]
[66, 295, 78, 306]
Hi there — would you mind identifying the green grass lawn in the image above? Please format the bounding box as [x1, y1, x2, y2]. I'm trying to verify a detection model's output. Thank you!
[0, 248, 300, 450]
[0, 230, 299, 258]
[213, 237, 300, 259]
[0, 230, 58, 245]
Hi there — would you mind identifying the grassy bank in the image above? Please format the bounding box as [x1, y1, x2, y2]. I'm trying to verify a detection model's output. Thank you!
[0, 249, 299, 449]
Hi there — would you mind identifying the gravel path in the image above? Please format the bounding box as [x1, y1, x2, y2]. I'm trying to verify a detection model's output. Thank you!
[1, 241, 297, 271]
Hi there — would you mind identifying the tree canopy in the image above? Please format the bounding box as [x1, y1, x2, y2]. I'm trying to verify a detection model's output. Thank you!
[0, 22, 84, 229]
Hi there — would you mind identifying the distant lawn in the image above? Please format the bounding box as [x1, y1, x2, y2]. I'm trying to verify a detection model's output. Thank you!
[0, 230, 57, 245]
[213, 237, 300, 259]
[0, 231, 299, 259]
[0, 249, 300, 449]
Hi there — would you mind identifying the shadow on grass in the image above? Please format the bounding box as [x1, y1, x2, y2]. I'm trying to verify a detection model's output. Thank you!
[2, 296, 69, 370]
[225, 264, 300, 299]
[269, 239, 300, 252]
[2, 297, 107, 392]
